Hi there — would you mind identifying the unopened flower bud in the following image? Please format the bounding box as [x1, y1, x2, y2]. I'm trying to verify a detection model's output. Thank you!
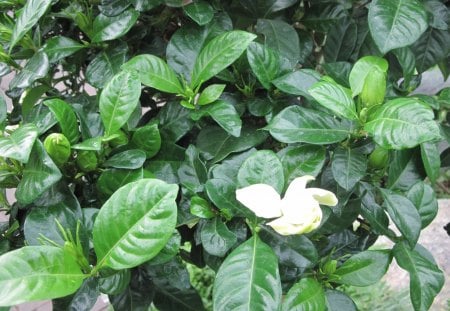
[43, 133, 71, 166]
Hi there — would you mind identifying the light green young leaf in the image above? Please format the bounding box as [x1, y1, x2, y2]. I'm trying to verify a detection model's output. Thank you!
[368, 0, 428, 54]
[349, 56, 388, 97]
[198, 84, 226, 106]
[213, 236, 282, 311]
[93, 179, 178, 270]
[0, 246, 85, 307]
[191, 31, 256, 87]
[100, 70, 141, 136]
[122, 54, 184, 94]
[282, 278, 326, 311]
[10, 0, 52, 51]
[309, 79, 358, 120]
[44, 99, 80, 144]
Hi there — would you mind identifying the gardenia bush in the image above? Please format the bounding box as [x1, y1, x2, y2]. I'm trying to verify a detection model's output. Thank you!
[0, 0, 449, 310]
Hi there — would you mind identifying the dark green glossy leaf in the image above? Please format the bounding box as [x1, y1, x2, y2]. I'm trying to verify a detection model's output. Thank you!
[247, 42, 279, 90]
[387, 150, 423, 191]
[0, 123, 38, 163]
[267, 106, 352, 144]
[146, 231, 181, 266]
[183, 1, 214, 26]
[331, 147, 367, 191]
[320, 198, 361, 234]
[10, 0, 52, 50]
[99, 0, 131, 16]
[122, 54, 184, 94]
[203, 100, 242, 137]
[213, 236, 282, 311]
[197, 125, 267, 163]
[178, 145, 207, 193]
[412, 28, 450, 73]
[103, 149, 146, 169]
[333, 250, 391, 286]
[201, 217, 237, 257]
[44, 98, 80, 144]
[324, 17, 357, 62]
[97, 168, 143, 197]
[109, 270, 154, 311]
[100, 70, 141, 136]
[91, 9, 139, 42]
[325, 290, 357, 311]
[358, 182, 391, 236]
[272, 69, 321, 98]
[237, 150, 284, 193]
[322, 62, 352, 88]
[93, 179, 178, 269]
[393, 47, 416, 87]
[131, 123, 161, 158]
[393, 242, 444, 311]
[99, 269, 131, 295]
[368, 0, 428, 54]
[86, 43, 128, 88]
[157, 101, 194, 142]
[16, 141, 62, 205]
[43, 36, 85, 63]
[191, 31, 256, 87]
[364, 98, 441, 149]
[279, 145, 326, 185]
[381, 189, 421, 248]
[420, 142, 440, 184]
[256, 19, 299, 67]
[406, 182, 438, 229]
[309, 79, 357, 120]
[282, 278, 326, 311]
[0, 246, 85, 306]
[9, 51, 49, 89]
[240, 0, 297, 17]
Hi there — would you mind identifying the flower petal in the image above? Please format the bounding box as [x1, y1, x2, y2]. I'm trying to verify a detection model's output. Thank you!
[284, 175, 315, 199]
[267, 213, 322, 235]
[280, 193, 320, 223]
[236, 184, 282, 218]
[306, 188, 338, 206]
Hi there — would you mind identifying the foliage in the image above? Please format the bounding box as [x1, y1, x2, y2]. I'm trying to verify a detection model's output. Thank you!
[0, 0, 449, 310]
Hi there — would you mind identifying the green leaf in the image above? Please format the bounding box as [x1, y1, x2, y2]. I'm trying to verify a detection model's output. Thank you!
[213, 236, 282, 311]
[43, 36, 85, 63]
[146, 231, 181, 266]
[323, 17, 357, 63]
[309, 79, 358, 120]
[247, 42, 279, 90]
[333, 250, 391, 286]
[203, 100, 242, 137]
[157, 102, 194, 142]
[282, 278, 326, 311]
[381, 189, 421, 247]
[93, 179, 178, 270]
[10, 0, 52, 51]
[412, 28, 450, 73]
[9, 51, 49, 89]
[393, 242, 444, 311]
[0, 123, 38, 163]
[197, 125, 267, 163]
[387, 150, 423, 191]
[100, 270, 131, 295]
[0, 246, 85, 306]
[122, 54, 184, 94]
[420, 142, 440, 184]
[97, 168, 143, 197]
[364, 98, 441, 149]
[200, 217, 237, 257]
[393, 47, 416, 88]
[109, 270, 153, 310]
[368, 0, 428, 54]
[100, 70, 141, 136]
[131, 123, 161, 158]
[240, 0, 297, 17]
[206, 178, 250, 218]
[272, 69, 321, 98]
[279, 145, 326, 185]
[16, 141, 62, 205]
[103, 149, 146, 169]
[44, 99, 80, 144]
[406, 182, 438, 228]
[349, 56, 388, 97]
[198, 84, 225, 106]
[267, 106, 352, 144]
[331, 147, 367, 191]
[255, 19, 299, 67]
[72, 137, 103, 151]
[191, 30, 256, 87]
[190, 196, 215, 219]
[237, 150, 284, 193]
[177, 145, 207, 193]
[325, 290, 357, 311]
[424, 0, 449, 30]
[86, 43, 128, 88]
[65, 278, 100, 311]
[183, 1, 214, 26]
[91, 9, 139, 42]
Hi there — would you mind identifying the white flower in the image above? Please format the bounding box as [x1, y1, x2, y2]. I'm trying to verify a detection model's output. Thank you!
[236, 176, 338, 235]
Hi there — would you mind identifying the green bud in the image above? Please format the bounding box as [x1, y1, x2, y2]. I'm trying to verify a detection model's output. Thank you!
[368, 146, 389, 169]
[109, 130, 129, 148]
[76, 150, 98, 172]
[323, 259, 338, 275]
[360, 68, 386, 107]
[43, 133, 71, 166]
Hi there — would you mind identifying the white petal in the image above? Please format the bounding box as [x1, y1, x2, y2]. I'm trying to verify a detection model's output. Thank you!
[235, 184, 282, 218]
[306, 188, 338, 206]
[280, 194, 320, 223]
[284, 175, 315, 199]
[267, 213, 321, 235]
